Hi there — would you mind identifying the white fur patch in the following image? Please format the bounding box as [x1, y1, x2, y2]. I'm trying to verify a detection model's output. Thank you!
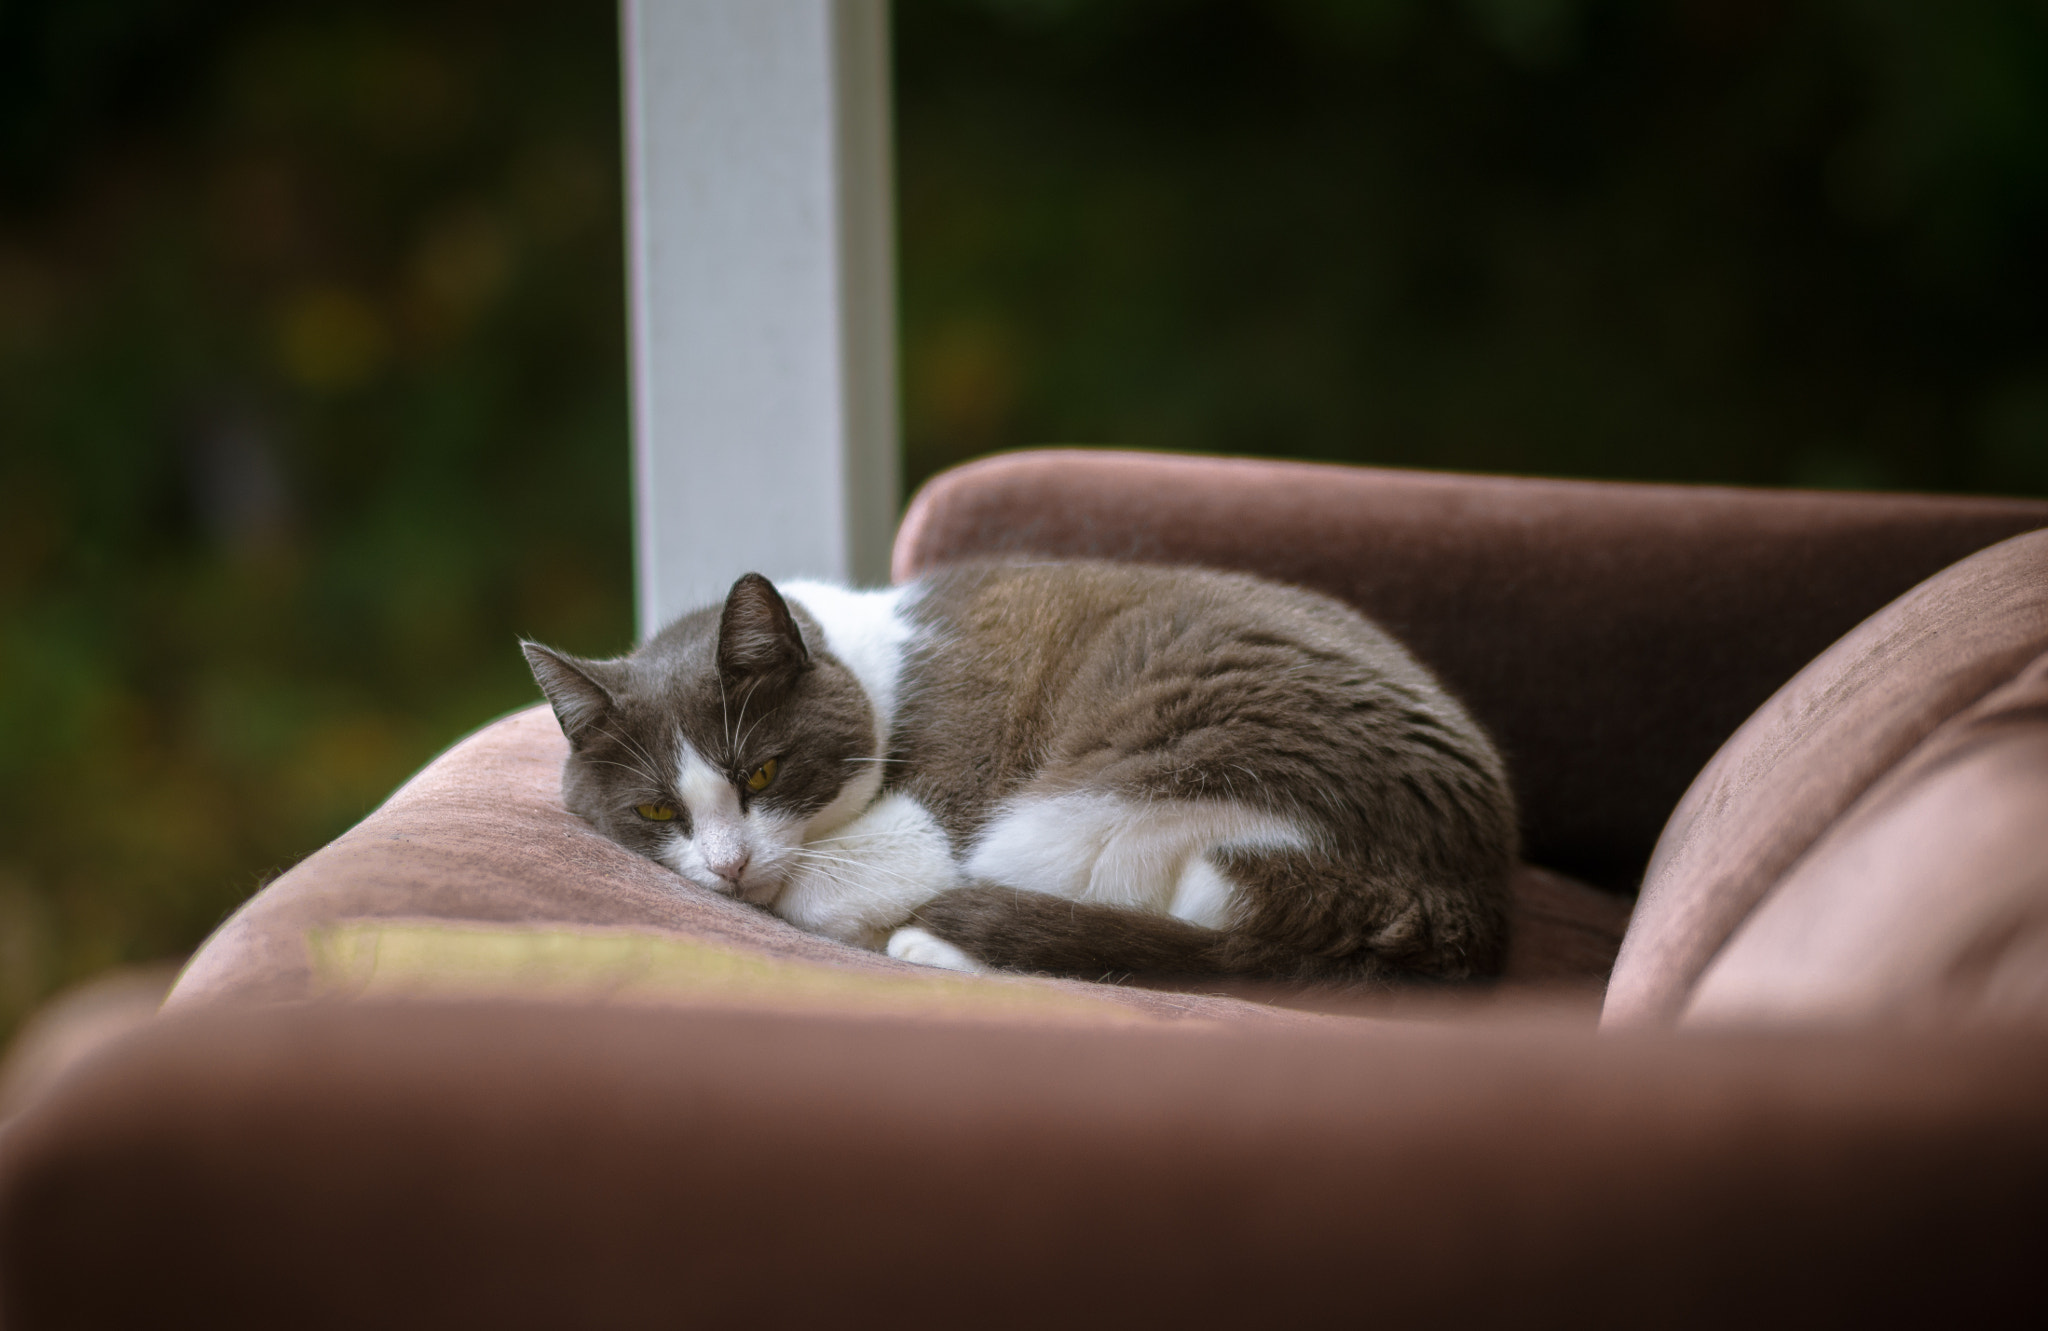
[1169, 854, 1239, 930]
[665, 737, 793, 902]
[964, 792, 1310, 927]
[779, 580, 914, 757]
[773, 790, 961, 948]
[886, 926, 987, 974]
[778, 581, 915, 843]
[675, 740, 737, 826]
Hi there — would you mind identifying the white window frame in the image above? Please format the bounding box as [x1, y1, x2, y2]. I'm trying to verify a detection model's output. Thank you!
[620, 0, 899, 638]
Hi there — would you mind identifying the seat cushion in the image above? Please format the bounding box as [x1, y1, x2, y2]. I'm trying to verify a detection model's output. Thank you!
[1605, 529, 2048, 1025]
[165, 708, 1278, 1025]
[165, 706, 1628, 1025]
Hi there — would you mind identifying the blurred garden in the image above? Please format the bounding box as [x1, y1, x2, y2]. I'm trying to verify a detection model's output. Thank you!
[5, 0, 2048, 1036]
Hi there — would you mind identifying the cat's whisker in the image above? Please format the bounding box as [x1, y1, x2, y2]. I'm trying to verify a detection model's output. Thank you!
[790, 849, 924, 888]
[729, 678, 760, 765]
[736, 680, 776, 754]
[605, 747, 662, 784]
[581, 757, 663, 785]
[583, 741, 664, 789]
[792, 847, 914, 875]
[782, 850, 886, 897]
[719, 674, 734, 757]
[595, 723, 667, 789]
[596, 719, 661, 773]
[795, 863, 860, 899]
[793, 848, 907, 869]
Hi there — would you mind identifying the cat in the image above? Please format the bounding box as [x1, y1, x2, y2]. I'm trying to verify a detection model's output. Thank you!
[522, 561, 1517, 983]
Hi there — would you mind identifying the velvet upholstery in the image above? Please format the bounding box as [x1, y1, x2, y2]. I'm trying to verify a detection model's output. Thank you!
[896, 450, 2048, 889]
[1684, 648, 2048, 1026]
[1605, 530, 2048, 1024]
[7, 1003, 2045, 1330]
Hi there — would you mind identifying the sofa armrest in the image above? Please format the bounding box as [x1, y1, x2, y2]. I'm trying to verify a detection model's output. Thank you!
[5, 1001, 2042, 1328]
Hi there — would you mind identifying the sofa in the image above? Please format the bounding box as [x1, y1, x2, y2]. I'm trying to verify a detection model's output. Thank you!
[4, 449, 2046, 1327]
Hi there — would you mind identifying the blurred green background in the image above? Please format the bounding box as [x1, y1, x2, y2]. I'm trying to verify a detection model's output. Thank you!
[5, 0, 2048, 1034]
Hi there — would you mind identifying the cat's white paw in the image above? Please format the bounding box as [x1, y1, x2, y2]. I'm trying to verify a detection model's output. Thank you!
[886, 926, 988, 974]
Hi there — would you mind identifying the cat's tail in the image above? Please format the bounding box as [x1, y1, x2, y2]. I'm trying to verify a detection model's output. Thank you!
[905, 885, 1255, 982]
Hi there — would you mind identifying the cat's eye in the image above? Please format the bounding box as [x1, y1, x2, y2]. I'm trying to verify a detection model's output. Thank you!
[636, 803, 676, 822]
[746, 758, 778, 792]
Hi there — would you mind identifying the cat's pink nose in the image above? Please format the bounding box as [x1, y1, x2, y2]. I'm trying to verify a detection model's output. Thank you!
[708, 850, 750, 885]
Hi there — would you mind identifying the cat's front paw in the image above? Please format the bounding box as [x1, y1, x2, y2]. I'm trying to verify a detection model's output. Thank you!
[886, 926, 988, 974]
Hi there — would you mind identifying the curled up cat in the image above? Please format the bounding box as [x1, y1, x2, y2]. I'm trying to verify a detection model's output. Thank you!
[522, 561, 1517, 983]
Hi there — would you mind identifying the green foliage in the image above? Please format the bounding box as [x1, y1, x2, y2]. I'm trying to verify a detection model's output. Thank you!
[7, 0, 2048, 1034]
[896, 0, 2048, 495]
[0, 0, 631, 1029]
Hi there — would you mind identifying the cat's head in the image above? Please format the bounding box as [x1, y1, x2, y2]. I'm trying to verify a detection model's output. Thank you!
[522, 573, 877, 906]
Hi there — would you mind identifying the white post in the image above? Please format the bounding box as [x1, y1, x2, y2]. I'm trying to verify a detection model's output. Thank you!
[621, 0, 899, 638]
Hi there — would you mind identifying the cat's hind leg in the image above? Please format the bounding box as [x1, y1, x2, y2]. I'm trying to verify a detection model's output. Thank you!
[901, 885, 1228, 980]
[904, 840, 1500, 983]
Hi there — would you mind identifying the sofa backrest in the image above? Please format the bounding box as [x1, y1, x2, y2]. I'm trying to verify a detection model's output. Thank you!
[895, 450, 2048, 893]
[1606, 528, 2048, 1025]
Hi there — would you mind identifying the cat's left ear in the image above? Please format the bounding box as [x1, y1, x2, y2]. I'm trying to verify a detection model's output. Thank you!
[522, 642, 622, 746]
[717, 573, 810, 680]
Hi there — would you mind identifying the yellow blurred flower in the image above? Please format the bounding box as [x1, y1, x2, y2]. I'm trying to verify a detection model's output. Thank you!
[277, 286, 388, 392]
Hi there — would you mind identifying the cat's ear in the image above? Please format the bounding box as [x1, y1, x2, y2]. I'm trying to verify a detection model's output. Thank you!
[522, 642, 620, 745]
[717, 573, 810, 680]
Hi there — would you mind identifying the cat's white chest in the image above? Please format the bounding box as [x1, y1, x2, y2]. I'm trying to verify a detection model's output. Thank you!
[770, 581, 958, 948]
[773, 790, 960, 948]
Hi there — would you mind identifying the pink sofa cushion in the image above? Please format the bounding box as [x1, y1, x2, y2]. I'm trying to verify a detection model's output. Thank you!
[1685, 650, 2048, 1026]
[166, 708, 1290, 1023]
[166, 705, 1627, 1021]
[1605, 530, 2048, 1025]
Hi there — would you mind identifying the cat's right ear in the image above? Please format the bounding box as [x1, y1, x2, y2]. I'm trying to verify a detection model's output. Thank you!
[717, 573, 811, 681]
[522, 642, 619, 746]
